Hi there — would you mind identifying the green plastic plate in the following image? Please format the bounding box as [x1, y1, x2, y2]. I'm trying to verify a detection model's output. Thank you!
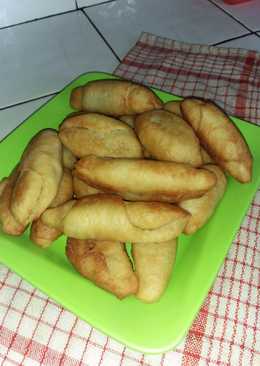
[0, 72, 260, 354]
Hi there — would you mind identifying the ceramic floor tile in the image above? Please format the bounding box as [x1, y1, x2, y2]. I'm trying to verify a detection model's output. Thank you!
[212, 0, 260, 31]
[217, 34, 260, 51]
[0, 11, 118, 109]
[77, 0, 115, 7]
[85, 0, 248, 59]
[0, 96, 52, 141]
[0, 0, 76, 28]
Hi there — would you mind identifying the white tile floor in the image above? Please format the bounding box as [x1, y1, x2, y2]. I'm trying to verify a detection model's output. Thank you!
[0, 0, 260, 139]
[85, 0, 249, 58]
[212, 0, 260, 31]
[0, 96, 52, 141]
[0, 11, 118, 108]
[0, 0, 75, 28]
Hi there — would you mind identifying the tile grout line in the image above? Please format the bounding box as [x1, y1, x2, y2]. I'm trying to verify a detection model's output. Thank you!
[212, 32, 253, 46]
[0, 1, 257, 115]
[0, 92, 57, 143]
[82, 0, 117, 9]
[81, 8, 121, 63]
[0, 8, 78, 32]
[0, 92, 57, 112]
[208, 0, 255, 33]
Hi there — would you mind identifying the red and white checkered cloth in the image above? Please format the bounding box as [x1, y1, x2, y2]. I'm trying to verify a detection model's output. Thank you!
[1, 32, 260, 366]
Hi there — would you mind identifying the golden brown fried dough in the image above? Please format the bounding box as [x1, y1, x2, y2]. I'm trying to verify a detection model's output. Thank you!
[134, 110, 202, 166]
[70, 79, 162, 116]
[73, 175, 101, 198]
[11, 129, 63, 226]
[30, 219, 62, 248]
[42, 200, 76, 229]
[132, 239, 177, 303]
[42, 194, 189, 243]
[118, 114, 152, 157]
[164, 100, 183, 117]
[119, 114, 151, 158]
[179, 164, 227, 234]
[181, 98, 253, 183]
[59, 113, 143, 159]
[0, 178, 8, 196]
[30, 168, 73, 247]
[164, 100, 214, 165]
[66, 238, 138, 299]
[49, 168, 73, 208]
[62, 146, 77, 170]
[143, 149, 152, 158]
[119, 115, 136, 128]
[75, 155, 216, 203]
[201, 147, 214, 164]
[0, 169, 26, 235]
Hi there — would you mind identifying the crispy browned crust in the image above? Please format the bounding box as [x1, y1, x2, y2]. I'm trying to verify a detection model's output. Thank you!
[0, 168, 26, 235]
[179, 164, 227, 234]
[75, 155, 216, 203]
[49, 168, 73, 208]
[69, 79, 162, 116]
[73, 174, 101, 198]
[59, 113, 143, 159]
[29, 168, 73, 247]
[41, 194, 190, 243]
[181, 98, 253, 183]
[163, 100, 183, 117]
[132, 239, 177, 303]
[70, 86, 83, 110]
[10, 129, 63, 226]
[0, 178, 8, 196]
[134, 110, 202, 166]
[41, 200, 76, 231]
[30, 218, 62, 247]
[201, 147, 214, 164]
[66, 238, 138, 299]
[62, 147, 77, 170]
[119, 115, 136, 127]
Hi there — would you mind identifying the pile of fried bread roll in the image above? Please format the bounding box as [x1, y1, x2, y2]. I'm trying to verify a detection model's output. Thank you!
[0, 79, 253, 303]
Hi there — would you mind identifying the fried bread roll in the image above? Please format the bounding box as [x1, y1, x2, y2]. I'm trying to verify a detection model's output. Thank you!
[0, 168, 26, 235]
[143, 149, 152, 158]
[119, 115, 136, 128]
[11, 129, 63, 226]
[201, 147, 214, 164]
[59, 113, 143, 158]
[30, 168, 73, 247]
[49, 168, 73, 208]
[181, 98, 253, 183]
[66, 238, 138, 299]
[62, 146, 77, 170]
[132, 239, 177, 303]
[164, 100, 183, 117]
[30, 219, 62, 248]
[41, 194, 190, 243]
[179, 164, 227, 234]
[0, 178, 8, 196]
[119, 113, 152, 158]
[42, 200, 76, 229]
[73, 175, 101, 198]
[75, 156, 216, 203]
[70, 79, 162, 116]
[134, 110, 202, 166]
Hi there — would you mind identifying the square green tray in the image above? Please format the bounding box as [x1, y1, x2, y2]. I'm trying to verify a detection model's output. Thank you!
[0, 72, 259, 354]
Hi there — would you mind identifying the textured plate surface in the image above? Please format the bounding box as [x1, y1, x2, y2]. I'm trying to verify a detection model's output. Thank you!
[0, 72, 259, 353]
